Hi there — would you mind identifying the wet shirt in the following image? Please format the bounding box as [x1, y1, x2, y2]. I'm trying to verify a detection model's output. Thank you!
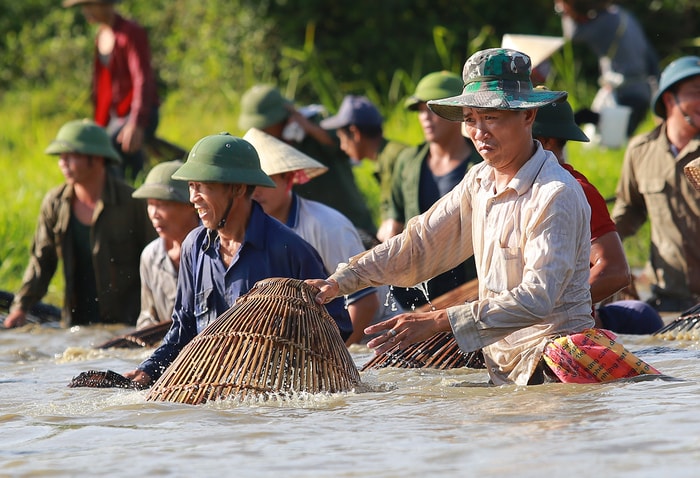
[10, 174, 156, 326]
[612, 123, 700, 300]
[139, 202, 352, 380]
[331, 143, 594, 385]
[136, 237, 178, 329]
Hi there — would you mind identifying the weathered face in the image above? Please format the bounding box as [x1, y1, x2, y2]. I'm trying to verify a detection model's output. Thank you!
[188, 181, 234, 230]
[57, 153, 101, 184]
[462, 107, 535, 169]
[251, 173, 292, 220]
[146, 199, 197, 241]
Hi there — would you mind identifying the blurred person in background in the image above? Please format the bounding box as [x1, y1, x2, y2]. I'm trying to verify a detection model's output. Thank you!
[63, 0, 160, 181]
[238, 85, 377, 248]
[611, 56, 700, 313]
[555, 0, 659, 136]
[379, 71, 482, 310]
[320, 95, 408, 226]
[4, 119, 155, 329]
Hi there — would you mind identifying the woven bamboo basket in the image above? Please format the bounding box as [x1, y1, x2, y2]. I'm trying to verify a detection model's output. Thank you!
[684, 159, 700, 191]
[145, 278, 361, 405]
[362, 279, 485, 371]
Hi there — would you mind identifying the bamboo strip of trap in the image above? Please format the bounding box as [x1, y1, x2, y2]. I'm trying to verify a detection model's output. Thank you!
[146, 278, 360, 404]
[362, 278, 482, 371]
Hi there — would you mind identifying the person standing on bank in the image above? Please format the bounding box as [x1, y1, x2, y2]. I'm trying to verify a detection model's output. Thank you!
[124, 133, 352, 387]
[309, 48, 660, 385]
[131, 160, 200, 329]
[4, 119, 156, 329]
[63, 0, 160, 181]
[611, 56, 700, 313]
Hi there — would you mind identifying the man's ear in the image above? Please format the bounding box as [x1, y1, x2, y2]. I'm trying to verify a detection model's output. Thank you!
[348, 125, 361, 141]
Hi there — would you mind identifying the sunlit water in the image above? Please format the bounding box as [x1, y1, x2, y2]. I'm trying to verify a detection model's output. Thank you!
[1, 317, 699, 477]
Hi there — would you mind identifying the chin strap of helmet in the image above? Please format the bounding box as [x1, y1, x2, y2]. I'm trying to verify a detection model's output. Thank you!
[216, 185, 236, 230]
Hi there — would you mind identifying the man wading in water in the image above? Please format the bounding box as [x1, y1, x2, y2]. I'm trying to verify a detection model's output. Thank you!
[308, 48, 660, 385]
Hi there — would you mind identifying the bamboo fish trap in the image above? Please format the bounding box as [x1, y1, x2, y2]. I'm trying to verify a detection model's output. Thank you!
[684, 158, 700, 191]
[362, 279, 485, 371]
[653, 303, 700, 341]
[145, 278, 361, 405]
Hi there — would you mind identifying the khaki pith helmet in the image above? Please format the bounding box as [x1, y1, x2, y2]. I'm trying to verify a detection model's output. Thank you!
[45, 119, 121, 164]
[172, 132, 276, 188]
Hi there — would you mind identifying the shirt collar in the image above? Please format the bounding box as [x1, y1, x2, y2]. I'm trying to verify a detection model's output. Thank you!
[285, 193, 301, 229]
[475, 140, 548, 197]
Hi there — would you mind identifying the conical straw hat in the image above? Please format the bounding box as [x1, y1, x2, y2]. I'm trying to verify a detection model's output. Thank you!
[500, 34, 564, 68]
[146, 278, 361, 404]
[243, 128, 328, 185]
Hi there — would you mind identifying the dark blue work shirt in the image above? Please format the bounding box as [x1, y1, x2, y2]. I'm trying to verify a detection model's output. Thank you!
[139, 202, 352, 380]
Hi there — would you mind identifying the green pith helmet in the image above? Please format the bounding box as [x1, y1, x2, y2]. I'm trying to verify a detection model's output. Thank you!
[45, 119, 121, 164]
[238, 84, 293, 131]
[532, 88, 589, 142]
[132, 160, 190, 203]
[172, 132, 276, 188]
[651, 56, 700, 118]
[404, 71, 463, 111]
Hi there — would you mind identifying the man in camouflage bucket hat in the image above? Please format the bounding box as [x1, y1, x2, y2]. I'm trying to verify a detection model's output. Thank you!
[309, 48, 660, 385]
[124, 132, 352, 387]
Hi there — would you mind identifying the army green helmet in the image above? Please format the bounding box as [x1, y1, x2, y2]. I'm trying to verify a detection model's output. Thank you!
[132, 160, 190, 203]
[172, 132, 276, 188]
[45, 119, 121, 164]
[238, 84, 292, 131]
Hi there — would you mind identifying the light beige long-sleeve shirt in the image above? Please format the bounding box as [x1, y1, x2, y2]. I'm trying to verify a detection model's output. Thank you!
[331, 143, 594, 385]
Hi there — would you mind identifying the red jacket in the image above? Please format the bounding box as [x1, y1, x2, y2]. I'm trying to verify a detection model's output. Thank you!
[93, 14, 159, 129]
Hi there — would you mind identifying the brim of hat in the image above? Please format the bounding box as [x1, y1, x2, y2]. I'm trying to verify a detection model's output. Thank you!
[132, 183, 191, 203]
[428, 90, 568, 121]
[45, 140, 122, 164]
[319, 114, 349, 130]
[532, 122, 589, 142]
[243, 128, 328, 185]
[171, 161, 276, 188]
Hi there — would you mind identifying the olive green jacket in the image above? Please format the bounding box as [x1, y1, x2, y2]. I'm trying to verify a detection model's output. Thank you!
[388, 141, 482, 223]
[11, 174, 156, 326]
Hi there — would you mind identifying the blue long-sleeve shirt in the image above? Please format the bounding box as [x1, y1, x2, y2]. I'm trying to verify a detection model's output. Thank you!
[139, 202, 352, 380]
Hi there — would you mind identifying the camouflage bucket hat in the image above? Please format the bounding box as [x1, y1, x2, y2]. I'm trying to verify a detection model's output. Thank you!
[532, 89, 589, 142]
[132, 160, 190, 203]
[428, 48, 568, 121]
[404, 71, 463, 111]
[651, 55, 700, 118]
[45, 119, 121, 164]
[172, 132, 275, 188]
[238, 85, 293, 131]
